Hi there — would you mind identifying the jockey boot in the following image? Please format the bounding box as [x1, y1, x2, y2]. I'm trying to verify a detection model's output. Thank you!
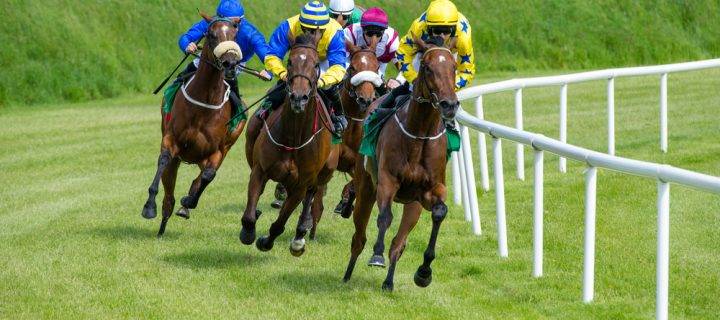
[259, 80, 287, 113]
[172, 62, 198, 86]
[378, 81, 411, 109]
[320, 84, 347, 137]
[227, 77, 241, 116]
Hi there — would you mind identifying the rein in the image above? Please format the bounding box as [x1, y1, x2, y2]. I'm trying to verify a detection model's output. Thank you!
[343, 48, 382, 121]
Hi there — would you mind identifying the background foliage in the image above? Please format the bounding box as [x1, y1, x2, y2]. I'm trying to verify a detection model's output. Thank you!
[1, 0, 719, 106]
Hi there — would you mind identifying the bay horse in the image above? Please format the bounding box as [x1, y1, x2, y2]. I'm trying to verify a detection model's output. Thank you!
[330, 39, 383, 221]
[141, 14, 246, 236]
[239, 33, 338, 256]
[342, 36, 460, 291]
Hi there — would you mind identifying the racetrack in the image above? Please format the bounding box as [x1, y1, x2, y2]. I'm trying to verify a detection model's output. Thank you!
[1, 70, 719, 319]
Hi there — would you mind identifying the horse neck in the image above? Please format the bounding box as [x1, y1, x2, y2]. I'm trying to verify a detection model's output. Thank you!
[406, 75, 442, 137]
[186, 49, 226, 106]
[276, 93, 319, 147]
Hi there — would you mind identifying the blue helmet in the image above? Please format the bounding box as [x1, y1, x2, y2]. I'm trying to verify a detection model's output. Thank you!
[217, 0, 245, 18]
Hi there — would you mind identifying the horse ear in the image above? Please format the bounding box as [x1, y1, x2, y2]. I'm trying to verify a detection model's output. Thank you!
[311, 30, 323, 47]
[345, 40, 359, 55]
[367, 36, 380, 52]
[199, 11, 213, 22]
[231, 17, 241, 25]
[447, 37, 458, 51]
[287, 29, 296, 46]
[414, 34, 427, 52]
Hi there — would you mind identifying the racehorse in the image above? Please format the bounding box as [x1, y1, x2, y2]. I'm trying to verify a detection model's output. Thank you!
[239, 33, 338, 256]
[141, 14, 245, 236]
[342, 36, 460, 291]
[331, 39, 383, 221]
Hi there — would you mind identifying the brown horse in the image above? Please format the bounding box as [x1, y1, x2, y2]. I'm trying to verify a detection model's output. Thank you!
[342, 36, 460, 291]
[239, 34, 338, 256]
[141, 14, 245, 236]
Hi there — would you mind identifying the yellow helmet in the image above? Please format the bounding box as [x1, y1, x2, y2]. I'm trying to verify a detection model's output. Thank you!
[426, 0, 459, 27]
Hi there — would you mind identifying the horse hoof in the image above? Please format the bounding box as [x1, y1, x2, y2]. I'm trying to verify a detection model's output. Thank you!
[414, 267, 433, 288]
[256, 236, 274, 252]
[333, 200, 346, 214]
[176, 207, 190, 219]
[239, 227, 256, 245]
[180, 196, 195, 209]
[270, 199, 283, 209]
[367, 255, 386, 268]
[381, 281, 394, 292]
[340, 204, 354, 219]
[289, 239, 306, 257]
[141, 202, 157, 219]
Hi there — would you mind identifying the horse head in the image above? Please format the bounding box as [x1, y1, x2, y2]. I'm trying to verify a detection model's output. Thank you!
[415, 35, 459, 121]
[286, 33, 322, 114]
[200, 12, 242, 76]
[345, 38, 382, 112]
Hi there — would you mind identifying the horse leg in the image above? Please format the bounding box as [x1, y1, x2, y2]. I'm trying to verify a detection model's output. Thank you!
[368, 173, 399, 268]
[381, 202, 422, 291]
[343, 172, 377, 282]
[290, 187, 317, 256]
[177, 151, 223, 218]
[157, 157, 180, 237]
[256, 188, 305, 252]
[413, 200, 448, 288]
[308, 184, 326, 240]
[239, 166, 268, 245]
[333, 181, 352, 214]
[142, 148, 172, 219]
[340, 182, 356, 219]
[271, 183, 287, 209]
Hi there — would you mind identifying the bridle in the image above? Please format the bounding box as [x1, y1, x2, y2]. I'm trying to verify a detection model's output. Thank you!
[195, 17, 239, 76]
[413, 46, 454, 109]
[285, 44, 321, 98]
[343, 48, 381, 119]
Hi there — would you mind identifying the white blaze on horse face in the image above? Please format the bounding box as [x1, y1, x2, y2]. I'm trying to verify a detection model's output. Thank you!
[300, 54, 307, 61]
[360, 55, 368, 66]
[438, 55, 447, 63]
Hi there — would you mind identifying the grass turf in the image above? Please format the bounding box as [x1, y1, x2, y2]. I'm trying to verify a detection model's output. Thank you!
[1, 69, 719, 319]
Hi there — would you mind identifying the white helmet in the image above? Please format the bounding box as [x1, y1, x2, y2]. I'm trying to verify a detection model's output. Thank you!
[329, 0, 354, 14]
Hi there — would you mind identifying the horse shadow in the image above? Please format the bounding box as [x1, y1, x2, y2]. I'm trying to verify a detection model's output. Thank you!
[88, 224, 180, 241]
[276, 269, 378, 293]
[162, 248, 273, 270]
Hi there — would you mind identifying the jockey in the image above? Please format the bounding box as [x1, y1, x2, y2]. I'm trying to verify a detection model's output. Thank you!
[176, 0, 270, 111]
[379, 0, 475, 112]
[263, 1, 349, 136]
[343, 7, 402, 94]
[329, 0, 364, 28]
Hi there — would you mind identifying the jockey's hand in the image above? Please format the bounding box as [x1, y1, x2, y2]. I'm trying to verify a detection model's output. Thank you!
[318, 79, 327, 89]
[185, 42, 198, 54]
[387, 79, 401, 89]
[259, 70, 273, 82]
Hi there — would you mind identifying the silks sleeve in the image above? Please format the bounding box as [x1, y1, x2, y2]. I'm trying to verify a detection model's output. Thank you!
[454, 18, 475, 90]
[396, 20, 423, 84]
[178, 20, 209, 53]
[246, 22, 269, 63]
[319, 30, 348, 88]
[264, 21, 292, 79]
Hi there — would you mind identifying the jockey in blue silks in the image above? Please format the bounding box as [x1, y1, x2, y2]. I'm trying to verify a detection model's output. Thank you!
[175, 0, 271, 111]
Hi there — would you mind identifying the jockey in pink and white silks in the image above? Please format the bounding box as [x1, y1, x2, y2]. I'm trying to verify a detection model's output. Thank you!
[343, 7, 403, 92]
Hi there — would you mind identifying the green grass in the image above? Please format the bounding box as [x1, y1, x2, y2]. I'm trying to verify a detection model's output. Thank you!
[1, 69, 719, 319]
[2, 0, 720, 106]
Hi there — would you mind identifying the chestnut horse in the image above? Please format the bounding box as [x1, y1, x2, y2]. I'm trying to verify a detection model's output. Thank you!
[141, 15, 245, 236]
[342, 36, 460, 291]
[239, 34, 338, 256]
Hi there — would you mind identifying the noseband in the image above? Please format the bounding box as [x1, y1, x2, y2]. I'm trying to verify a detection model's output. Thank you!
[194, 17, 239, 74]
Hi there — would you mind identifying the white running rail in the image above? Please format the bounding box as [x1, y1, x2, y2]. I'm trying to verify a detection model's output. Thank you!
[454, 58, 720, 184]
[452, 107, 720, 320]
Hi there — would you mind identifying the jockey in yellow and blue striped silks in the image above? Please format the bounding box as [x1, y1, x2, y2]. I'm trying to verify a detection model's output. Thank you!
[264, 1, 347, 89]
[263, 1, 349, 135]
[396, 0, 475, 91]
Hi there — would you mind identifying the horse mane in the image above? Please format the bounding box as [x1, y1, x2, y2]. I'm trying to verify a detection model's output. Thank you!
[294, 34, 316, 47]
